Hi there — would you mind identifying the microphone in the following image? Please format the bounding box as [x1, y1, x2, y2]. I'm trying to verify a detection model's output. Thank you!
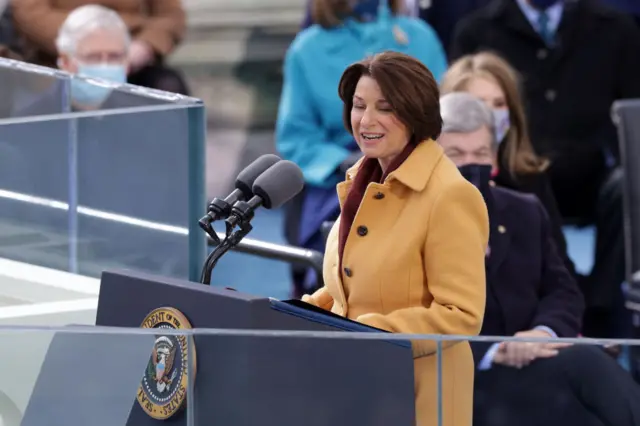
[199, 160, 304, 285]
[199, 154, 281, 227]
[226, 160, 305, 228]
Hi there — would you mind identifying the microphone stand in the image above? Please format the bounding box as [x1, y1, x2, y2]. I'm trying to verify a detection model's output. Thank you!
[199, 214, 255, 285]
[198, 197, 239, 246]
[198, 218, 221, 246]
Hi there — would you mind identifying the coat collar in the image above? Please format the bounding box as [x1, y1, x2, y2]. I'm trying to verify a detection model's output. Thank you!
[343, 139, 443, 193]
[487, 0, 584, 48]
[321, 15, 411, 55]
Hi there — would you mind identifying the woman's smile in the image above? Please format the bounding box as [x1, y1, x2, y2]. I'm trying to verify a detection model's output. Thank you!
[360, 132, 385, 145]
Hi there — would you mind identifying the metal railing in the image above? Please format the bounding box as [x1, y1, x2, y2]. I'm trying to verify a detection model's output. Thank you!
[207, 233, 324, 286]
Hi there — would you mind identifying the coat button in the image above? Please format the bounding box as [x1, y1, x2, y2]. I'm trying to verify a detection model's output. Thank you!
[374, 192, 385, 200]
[537, 49, 548, 59]
[357, 225, 368, 236]
[545, 89, 557, 102]
[343, 267, 352, 277]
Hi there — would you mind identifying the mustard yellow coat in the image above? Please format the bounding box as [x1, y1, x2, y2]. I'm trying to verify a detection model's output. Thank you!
[303, 140, 489, 426]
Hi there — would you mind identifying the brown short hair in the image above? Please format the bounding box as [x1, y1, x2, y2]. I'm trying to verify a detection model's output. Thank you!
[441, 52, 548, 176]
[338, 51, 442, 144]
[311, 0, 405, 29]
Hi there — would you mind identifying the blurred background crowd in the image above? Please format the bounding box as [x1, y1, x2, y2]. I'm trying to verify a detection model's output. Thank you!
[1, 0, 640, 424]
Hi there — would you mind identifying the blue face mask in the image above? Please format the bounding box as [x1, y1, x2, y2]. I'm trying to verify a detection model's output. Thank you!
[71, 63, 126, 107]
[492, 108, 510, 143]
[528, 0, 560, 10]
[352, 0, 380, 21]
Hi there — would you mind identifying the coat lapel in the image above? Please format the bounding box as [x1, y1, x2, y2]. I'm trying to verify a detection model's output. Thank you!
[332, 141, 443, 311]
[493, 0, 543, 45]
[546, 0, 586, 72]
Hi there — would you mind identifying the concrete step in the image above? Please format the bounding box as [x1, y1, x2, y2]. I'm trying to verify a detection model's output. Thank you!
[169, 28, 295, 67]
[182, 0, 304, 29]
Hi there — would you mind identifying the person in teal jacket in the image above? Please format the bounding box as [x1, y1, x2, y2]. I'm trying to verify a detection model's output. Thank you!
[276, 0, 447, 295]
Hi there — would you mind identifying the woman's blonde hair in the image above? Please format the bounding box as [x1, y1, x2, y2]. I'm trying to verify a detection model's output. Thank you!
[441, 51, 548, 176]
[311, 0, 404, 29]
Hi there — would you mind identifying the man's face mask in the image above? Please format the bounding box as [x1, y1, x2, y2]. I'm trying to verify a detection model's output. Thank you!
[71, 63, 126, 107]
[458, 163, 493, 199]
[528, 0, 560, 11]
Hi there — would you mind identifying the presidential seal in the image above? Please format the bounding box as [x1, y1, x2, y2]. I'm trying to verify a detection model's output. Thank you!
[136, 307, 196, 420]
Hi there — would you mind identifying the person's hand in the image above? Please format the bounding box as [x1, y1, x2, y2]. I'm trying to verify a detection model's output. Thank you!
[128, 40, 155, 73]
[301, 294, 318, 307]
[493, 329, 571, 369]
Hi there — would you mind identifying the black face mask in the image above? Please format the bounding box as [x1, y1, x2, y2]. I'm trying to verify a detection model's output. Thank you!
[458, 163, 494, 212]
[458, 163, 492, 193]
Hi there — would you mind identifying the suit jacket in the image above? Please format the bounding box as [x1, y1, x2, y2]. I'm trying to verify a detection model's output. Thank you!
[304, 141, 489, 426]
[494, 166, 576, 277]
[451, 0, 640, 213]
[472, 185, 584, 364]
[418, 0, 491, 55]
[11, 0, 186, 67]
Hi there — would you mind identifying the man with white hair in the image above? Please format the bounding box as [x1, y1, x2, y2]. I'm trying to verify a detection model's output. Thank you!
[439, 92, 640, 426]
[56, 5, 130, 107]
[12, 0, 188, 94]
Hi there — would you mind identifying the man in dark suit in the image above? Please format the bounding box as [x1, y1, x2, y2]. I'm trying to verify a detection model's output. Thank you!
[450, 0, 640, 338]
[417, 0, 491, 54]
[439, 92, 640, 426]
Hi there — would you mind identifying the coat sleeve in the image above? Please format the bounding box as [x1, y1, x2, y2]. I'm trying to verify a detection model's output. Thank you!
[275, 46, 354, 187]
[136, 0, 186, 56]
[531, 201, 584, 337]
[356, 179, 489, 357]
[11, 0, 69, 56]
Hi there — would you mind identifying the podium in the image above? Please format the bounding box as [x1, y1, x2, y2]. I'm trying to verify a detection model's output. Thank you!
[21, 270, 416, 426]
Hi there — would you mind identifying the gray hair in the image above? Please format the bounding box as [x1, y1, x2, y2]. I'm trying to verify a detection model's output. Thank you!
[440, 92, 497, 148]
[55, 5, 130, 55]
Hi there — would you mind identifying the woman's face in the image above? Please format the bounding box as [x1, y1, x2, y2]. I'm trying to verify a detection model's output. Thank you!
[464, 76, 511, 143]
[464, 76, 507, 110]
[351, 76, 410, 171]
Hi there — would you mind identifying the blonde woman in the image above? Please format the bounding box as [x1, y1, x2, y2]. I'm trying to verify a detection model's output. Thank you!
[441, 51, 575, 277]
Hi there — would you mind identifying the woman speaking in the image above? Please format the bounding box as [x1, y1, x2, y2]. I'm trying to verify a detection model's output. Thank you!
[302, 51, 489, 426]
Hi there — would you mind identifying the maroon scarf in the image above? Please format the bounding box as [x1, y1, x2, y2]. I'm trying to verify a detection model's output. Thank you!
[338, 143, 416, 265]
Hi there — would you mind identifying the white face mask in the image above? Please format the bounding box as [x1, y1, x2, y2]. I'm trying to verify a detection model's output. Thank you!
[0, 0, 8, 16]
[492, 108, 510, 143]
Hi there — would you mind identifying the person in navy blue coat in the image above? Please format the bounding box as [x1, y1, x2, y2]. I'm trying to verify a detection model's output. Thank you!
[600, 0, 640, 23]
[439, 92, 640, 426]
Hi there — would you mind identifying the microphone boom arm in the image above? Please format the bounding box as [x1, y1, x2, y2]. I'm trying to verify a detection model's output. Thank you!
[199, 218, 254, 285]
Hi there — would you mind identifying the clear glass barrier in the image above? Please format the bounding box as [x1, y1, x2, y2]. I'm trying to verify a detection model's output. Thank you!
[184, 329, 640, 426]
[0, 60, 206, 281]
[0, 325, 637, 426]
[0, 59, 71, 118]
[0, 326, 195, 426]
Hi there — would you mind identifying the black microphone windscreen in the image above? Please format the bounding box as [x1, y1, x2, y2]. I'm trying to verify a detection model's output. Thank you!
[252, 161, 304, 209]
[235, 154, 281, 198]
